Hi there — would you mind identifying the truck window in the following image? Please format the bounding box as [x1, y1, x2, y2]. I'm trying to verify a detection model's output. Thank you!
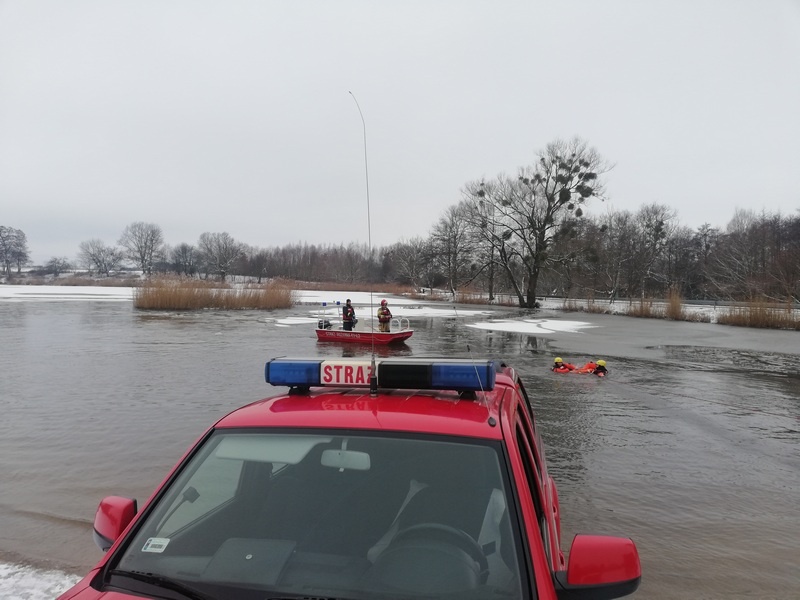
[515, 419, 551, 564]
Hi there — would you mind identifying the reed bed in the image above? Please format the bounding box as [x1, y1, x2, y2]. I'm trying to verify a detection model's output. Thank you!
[133, 278, 293, 310]
[717, 301, 800, 330]
[562, 298, 610, 314]
[454, 291, 490, 305]
[627, 298, 664, 319]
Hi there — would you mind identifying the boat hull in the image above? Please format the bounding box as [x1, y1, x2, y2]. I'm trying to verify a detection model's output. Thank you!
[315, 328, 413, 345]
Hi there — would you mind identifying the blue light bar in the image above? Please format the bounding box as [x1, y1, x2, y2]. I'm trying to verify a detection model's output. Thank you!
[265, 359, 321, 387]
[378, 360, 495, 391]
[265, 358, 496, 392]
[431, 362, 495, 390]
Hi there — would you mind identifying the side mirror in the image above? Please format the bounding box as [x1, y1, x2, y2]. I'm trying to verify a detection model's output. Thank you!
[555, 534, 641, 600]
[93, 496, 137, 552]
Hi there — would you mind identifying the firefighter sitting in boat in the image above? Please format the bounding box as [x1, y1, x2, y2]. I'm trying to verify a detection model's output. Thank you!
[377, 299, 392, 332]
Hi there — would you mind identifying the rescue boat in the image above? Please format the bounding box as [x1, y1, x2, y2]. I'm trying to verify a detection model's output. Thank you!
[314, 301, 413, 345]
[315, 327, 413, 345]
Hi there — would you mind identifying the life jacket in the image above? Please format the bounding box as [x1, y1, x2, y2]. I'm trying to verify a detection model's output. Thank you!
[343, 305, 355, 322]
[377, 307, 392, 323]
[552, 365, 573, 373]
[575, 362, 597, 374]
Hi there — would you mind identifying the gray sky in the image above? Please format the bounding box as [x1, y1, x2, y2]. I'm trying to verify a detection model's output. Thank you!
[2, 0, 799, 264]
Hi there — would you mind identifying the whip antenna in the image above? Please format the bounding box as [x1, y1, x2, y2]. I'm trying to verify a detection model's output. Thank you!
[349, 91, 378, 395]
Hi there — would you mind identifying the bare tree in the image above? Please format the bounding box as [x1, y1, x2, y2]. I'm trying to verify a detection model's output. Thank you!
[462, 191, 504, 300]
[693, 223, 719, 300]
[45, 257, 73, 277]
[706, 209, 762, 299]
[170, 243, 198, 276]
[630, 203, 677, 299]
[197, 232, 244, 281]
[78, 239, 124, 276]
[241, 246, 271, 283]
[430, 203, 477, 296]
[464, 138, 609, 307]
[118, 222, 165, 276]
[78, 240, 122, 276]
[385, 237, 434, 289]
[0, 226, 30, 277]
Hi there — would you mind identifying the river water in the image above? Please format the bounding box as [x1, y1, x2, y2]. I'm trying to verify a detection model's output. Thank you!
[0, 291, 798, 599]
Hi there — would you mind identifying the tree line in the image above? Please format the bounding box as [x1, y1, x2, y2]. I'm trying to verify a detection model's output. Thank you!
[3, 137, 798, 306]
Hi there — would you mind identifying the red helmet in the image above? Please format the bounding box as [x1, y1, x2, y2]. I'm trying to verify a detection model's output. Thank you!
[380, 299, 387, 305]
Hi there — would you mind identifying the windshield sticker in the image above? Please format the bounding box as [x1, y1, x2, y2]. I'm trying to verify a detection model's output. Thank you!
[142, 537, 170, 553]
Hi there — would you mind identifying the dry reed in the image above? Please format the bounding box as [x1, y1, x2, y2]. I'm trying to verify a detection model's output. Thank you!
[627, 298, 664, 319]
[133, 278, 293, 310]
[562, 298, 610, 314]
[665, 289, 685, 320]
[717, 300, 800, 330]
[454, 292, 489, 304]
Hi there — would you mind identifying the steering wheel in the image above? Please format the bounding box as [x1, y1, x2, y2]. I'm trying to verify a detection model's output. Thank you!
[391, 523, 489, 579]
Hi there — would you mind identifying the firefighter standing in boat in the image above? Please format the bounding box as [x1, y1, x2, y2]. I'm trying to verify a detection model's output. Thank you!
[342, 299, 356, 331]
[377, 299, 392, 332]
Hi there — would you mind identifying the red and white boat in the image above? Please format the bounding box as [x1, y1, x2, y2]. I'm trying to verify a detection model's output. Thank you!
[315, 327, 413, 345]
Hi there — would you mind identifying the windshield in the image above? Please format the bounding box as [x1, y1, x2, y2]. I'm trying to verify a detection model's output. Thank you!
[111, 430, 525, 599]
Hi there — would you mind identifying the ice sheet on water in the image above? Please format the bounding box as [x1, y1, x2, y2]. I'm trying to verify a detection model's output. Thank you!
[0, 561, 81, 600]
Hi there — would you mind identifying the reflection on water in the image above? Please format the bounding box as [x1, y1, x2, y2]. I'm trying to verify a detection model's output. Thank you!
[0, 301, 798, 598]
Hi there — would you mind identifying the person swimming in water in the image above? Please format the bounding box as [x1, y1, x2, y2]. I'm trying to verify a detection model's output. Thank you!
[552, 357, 575, 373]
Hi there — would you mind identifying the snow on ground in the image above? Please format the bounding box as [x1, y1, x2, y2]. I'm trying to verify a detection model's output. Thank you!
[0, 285, 133, 301]
[287, 290, 493, 324]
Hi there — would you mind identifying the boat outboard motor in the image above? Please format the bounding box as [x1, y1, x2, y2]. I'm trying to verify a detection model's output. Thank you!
[318, 319, 332, 330]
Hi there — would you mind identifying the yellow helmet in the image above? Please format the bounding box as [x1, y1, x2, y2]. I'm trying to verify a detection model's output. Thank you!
[597, 360, 606, 367]
[554, 357, 563, 363]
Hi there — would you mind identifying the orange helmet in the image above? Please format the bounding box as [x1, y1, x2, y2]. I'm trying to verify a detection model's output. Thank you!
[381, 299, 387, 305]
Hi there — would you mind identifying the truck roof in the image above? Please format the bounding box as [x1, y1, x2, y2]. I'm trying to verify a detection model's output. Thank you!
[215, 357, 517, 440]
[216, 389, 505, 439]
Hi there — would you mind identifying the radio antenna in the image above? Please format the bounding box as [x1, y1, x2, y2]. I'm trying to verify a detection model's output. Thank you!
[349, 91, 379, 395]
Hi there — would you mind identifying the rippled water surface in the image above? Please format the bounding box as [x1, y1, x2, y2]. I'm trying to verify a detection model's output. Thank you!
[1, 300, 798, 599]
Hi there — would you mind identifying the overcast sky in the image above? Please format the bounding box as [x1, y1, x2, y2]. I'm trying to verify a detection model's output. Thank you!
[2, 0, 799, 264]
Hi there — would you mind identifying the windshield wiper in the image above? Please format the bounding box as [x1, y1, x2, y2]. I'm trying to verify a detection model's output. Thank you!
[109, 569, 217, 600]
